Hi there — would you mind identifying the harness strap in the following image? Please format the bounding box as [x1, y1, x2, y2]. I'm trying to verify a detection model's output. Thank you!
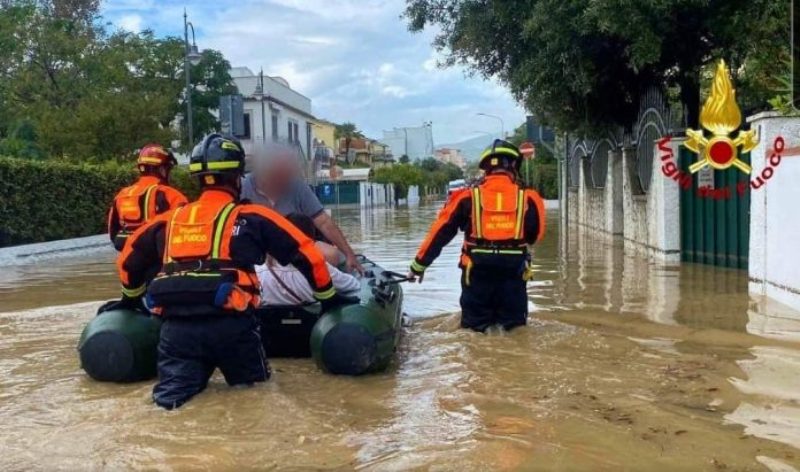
[472, 187, 482, 239]
[212, 203, 236, 259]
[514, 189, 525, 240]
[142, 185, 157, 221]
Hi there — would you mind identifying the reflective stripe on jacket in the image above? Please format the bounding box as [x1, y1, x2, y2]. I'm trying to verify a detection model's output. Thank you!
[107, 176, 188, 251]
[412, 173, 546, 273]
[117, 189, 334, 317]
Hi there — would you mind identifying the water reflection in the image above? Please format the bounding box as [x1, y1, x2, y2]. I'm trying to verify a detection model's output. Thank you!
[727, 346, 800, 452]
[1, 201, 800, 469]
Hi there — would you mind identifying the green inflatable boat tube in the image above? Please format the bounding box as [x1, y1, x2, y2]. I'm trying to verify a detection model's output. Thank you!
[309, 259, 404, 375]
[78, 256, 403, 382]
[260, 256, 404, 375]
[78, 309, 161, 382]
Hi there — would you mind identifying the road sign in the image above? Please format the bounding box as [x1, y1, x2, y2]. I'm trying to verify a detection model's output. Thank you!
[519, 141, 536, 158]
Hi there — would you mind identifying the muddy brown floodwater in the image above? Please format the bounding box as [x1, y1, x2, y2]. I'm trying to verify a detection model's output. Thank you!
[2, 202, 800, 471]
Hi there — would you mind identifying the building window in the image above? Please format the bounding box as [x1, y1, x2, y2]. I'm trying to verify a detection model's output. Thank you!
[288, 120, 300, 144]
[271, 113, 279, 141]
[242, 112, 251, 139]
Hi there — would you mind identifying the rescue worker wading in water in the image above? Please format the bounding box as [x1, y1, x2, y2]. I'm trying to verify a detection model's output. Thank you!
[407, 139, 546, 332]
[117, 134, 356, 409]
[107, 144, 188, 251]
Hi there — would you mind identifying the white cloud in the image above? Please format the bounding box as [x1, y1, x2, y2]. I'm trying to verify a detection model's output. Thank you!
[381, 85, 410, 98]
[117, 14, 143, 33]
[268, 61, 313, 92]
[100, 0, 526, 144]
[378, 63, 395, 76]
[288, 35, 338, 46]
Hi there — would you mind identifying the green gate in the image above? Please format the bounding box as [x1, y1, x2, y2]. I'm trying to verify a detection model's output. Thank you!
[314, 181, 361, 206]
[679, 148, 750, 269]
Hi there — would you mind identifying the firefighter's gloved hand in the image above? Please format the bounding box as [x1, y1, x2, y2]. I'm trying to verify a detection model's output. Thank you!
[523, 264, 535, 282]
[407, 265, 426, 284]
[408, 261, 426, 284]
[320, 293, 360, 312]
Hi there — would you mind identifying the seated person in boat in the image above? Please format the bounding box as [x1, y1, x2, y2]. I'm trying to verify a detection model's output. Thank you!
[241, 142, 363, 274]
[256, 241, 360, 306]
[256, 214, 358, 305]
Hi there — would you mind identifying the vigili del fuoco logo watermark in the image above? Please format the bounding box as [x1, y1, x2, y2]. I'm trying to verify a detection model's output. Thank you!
[659, 60, 786, 200]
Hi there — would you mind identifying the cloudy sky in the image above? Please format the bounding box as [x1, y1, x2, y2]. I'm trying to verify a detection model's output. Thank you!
[101, 0, 525, 145]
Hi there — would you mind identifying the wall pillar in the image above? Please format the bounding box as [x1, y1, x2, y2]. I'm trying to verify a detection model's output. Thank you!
[648, 137, 682, 263]
[747, 112, 800, 312]
[620, 146, 645, 249]
[604, 149, 623, 236]
[620, 139, 681, 264]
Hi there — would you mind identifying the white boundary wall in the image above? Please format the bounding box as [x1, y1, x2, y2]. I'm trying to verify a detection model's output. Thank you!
[566, 138, 681, 264]
[748, 112, 800, 312]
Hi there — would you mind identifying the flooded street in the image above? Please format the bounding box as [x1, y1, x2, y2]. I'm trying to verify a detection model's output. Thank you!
[2, 202, 800, 471]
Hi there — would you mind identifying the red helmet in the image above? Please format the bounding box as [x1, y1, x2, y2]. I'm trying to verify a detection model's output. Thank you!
[137, 144, 177, 171]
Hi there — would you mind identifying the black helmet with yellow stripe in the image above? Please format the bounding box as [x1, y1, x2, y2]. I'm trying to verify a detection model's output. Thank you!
[190, 134, 245, 187]
[479, 139, 523, 173]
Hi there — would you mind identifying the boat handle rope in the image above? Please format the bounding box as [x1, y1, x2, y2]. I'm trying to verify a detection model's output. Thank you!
[379, 271, 414, 286]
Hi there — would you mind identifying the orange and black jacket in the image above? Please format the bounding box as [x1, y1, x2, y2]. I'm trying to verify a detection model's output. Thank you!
[107, 176, 188, 251]
[411, 173, 546, 274]
[117, 189, 334, 317]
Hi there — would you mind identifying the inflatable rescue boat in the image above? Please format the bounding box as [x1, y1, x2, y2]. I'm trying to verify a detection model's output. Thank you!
[78, 256, 404, 382]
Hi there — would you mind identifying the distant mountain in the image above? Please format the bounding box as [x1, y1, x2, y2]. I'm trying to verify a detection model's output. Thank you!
[437, 135, 495, 162]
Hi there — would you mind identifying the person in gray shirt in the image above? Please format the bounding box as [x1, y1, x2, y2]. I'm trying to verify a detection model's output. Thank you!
[241, 144, 364, 274]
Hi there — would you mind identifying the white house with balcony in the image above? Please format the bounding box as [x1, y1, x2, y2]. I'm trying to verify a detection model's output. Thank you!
[230, 67, 315, 160]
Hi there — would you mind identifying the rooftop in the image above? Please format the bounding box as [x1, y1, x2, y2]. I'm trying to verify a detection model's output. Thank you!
[230, 66, 312, 116]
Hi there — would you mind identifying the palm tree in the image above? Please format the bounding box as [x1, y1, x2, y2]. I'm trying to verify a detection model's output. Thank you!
[334, 122, 363, 165]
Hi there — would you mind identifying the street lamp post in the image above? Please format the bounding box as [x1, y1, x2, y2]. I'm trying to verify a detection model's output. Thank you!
[184, 10, 202, 148]
[476, 112, 505, 139]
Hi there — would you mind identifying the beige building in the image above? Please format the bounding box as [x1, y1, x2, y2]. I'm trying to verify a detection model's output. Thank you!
[435, 147, 466, 169]
[312, 119, 337, 158]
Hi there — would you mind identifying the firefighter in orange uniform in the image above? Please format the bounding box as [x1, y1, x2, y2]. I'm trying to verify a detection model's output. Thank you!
[408, 140, 546, 332]
[107, 144, 188, 251]
[117, 134, 355, 409]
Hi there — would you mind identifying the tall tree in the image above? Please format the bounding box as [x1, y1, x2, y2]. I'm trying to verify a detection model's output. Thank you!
[180, 49, 238, 147]
[405, 0, 789, 135]
[0, 0, 238, 159]
[334, 122, 363, 163]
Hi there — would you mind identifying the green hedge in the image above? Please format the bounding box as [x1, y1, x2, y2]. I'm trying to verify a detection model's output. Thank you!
[0, 156, 199, 247]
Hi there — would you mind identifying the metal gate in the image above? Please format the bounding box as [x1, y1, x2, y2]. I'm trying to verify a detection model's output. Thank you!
[679, 148, 750, 269]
